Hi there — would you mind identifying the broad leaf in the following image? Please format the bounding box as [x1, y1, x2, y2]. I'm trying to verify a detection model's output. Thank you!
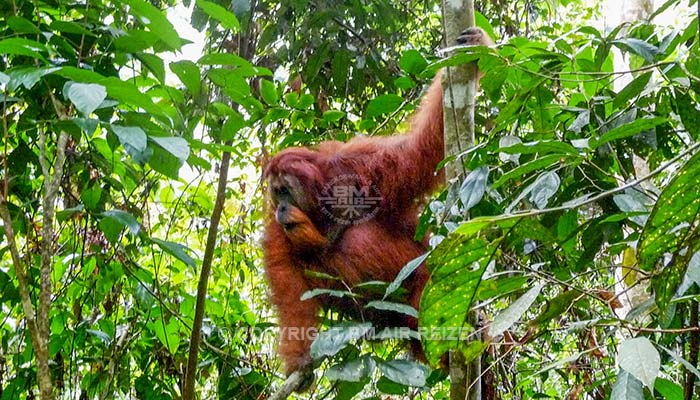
[151, 238, 196, 268]
[310, 322, 373, 359]
[196, 0, 240, 31]
[618, 337, 660, 390]
[365, 94, 404, 118]
[150, 136, 190, 162]
[459, 166, 489, 211]
[326, 356, 375, 382]
[111, 125, 147, 152]
[420, 234, 498, 364]
[365, 301, 418, 318]
[639, 150, 700, 270]
[124, 0, 181, 50]
[592, 117, 666, 149]
[64, 82, 107, 117]
[611, 370, 644, 400]
[489, 284, 543, 337]
[377, 360, 430, 387]
[170, 61, 201, 97]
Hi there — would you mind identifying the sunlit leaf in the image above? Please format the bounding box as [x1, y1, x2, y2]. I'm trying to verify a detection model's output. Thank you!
[489, 284, 543, 337]
[196, 0, 240, 31]
[151, 238, 197, 268]
[611, 370, 644, 400]
[150, 136, 190, 162]
[365, 301, 418, 318]
[592, 117, 666, 149]
[327, 356, 375, 382]
[365, 94, 404, 118]
[310, 322, 373, 359]
[124, 0, 181, 50]
[64, 82, 107, 117]
[377, 360, 430, 387]
[459, 166, 489, 211]
[618, 337, 660, 390]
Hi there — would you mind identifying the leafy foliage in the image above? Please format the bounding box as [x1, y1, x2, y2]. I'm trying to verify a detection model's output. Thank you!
[1, 0, 699, 399]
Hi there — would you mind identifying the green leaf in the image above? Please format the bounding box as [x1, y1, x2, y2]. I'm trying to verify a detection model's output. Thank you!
[310, 322, 373, 359]
[63, 82, 107, 117]
[260, 79, 278, 105]
[639, 150, 700, 270]
[492, 154, 573, 190]
[459, 166, 489, 211]
[499, 140, 579, 155]
[377, 360, 430, 387]
[147, 318, 181, 354]
[9, 67, 61, 90]
[0, 38, 48, 60]
[111, 125, 147, 152]
[327, 356, 375, 382]
[613, 38, 661, 63]
[170, 61, 201, 97]
[300, 288, 355, 301]
[102, 210, 140, 236]
[322, 110, 345, 122]
[385, 253, 428, 298]
[101, 77, 164, 116]
[136, 53, 166, 83]
[196, 0, 240, 31]
[365, 94, 404, 118]
[529, 171, 560, 209]
[489, 284, 543, 337]
[50, 20, 95, 36]
[611, 370, 644, 400]
[151, 238, 196, 268]
[365, 301, 418, 318]
[592, 117, 666, 149]
[618, 337, 660, 390]
[654, 378, 683, 400]
[80, 185, 102, 211]
[124, 0, 181, 50]
[149, 136, 190, 162]
[614, 72, 652, 109]
[676, 93, 700, 141]
[7, 16, 41, 34]
[399, 50, 428, 75]
[420, 235, 498, 364]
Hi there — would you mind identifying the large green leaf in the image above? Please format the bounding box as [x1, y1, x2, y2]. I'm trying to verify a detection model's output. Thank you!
[377, 360, 430, 387]
[489, 284, 543, 337]
[0, 38, 48, 60]
[310, 322, 373, 359]
[618, 337, 660, 390]
[611, 370, 644, 400]
[149, 136, 190, 162]
[591, 117, 666, 149]
[151, 238, 196, 268]
[170, 61, 201, 97]
[419, 234, 497, 364]
[123, 0, 181, 50]
[639, 150, 700, 271]
[196, 0, 240, 31]
[63, 82, 107, 117]
[365, 94, 404, 118]
[326, 356, 375, 382]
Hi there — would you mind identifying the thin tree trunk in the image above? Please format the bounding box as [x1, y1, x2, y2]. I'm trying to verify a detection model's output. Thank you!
[441, 1, 481, 399]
